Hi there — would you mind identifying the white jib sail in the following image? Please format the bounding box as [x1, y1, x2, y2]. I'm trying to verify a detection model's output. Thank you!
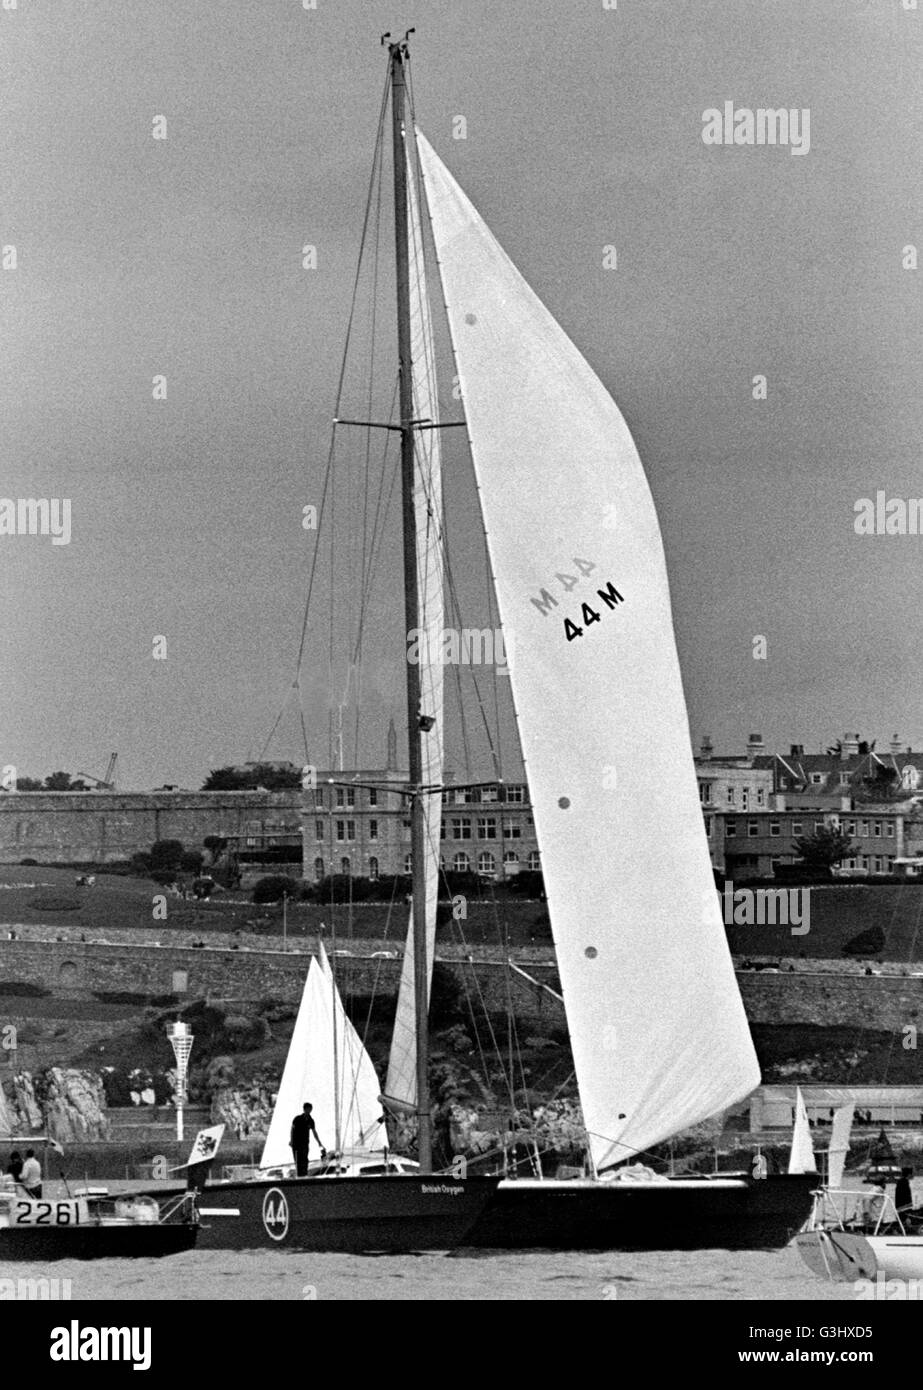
[317, 942, 386, 1150]
[788, 1087, 818, 1175]
[260, 951, 384, 1168]
[416, 129, 760, 1169]
[383, 133, 445, 1110]
[826, 1102, 854, 1189]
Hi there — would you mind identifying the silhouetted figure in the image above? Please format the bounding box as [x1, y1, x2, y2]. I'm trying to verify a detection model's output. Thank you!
[290, 1103, 326, 1177]
[6, 1150, 22, 1182]
[895, 1166, 914, 1214]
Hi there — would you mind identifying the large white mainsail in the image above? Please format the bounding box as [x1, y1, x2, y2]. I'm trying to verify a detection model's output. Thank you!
[383, 135, 445, 1110]
[260, 950, 385, 1168]
[415, 128, 760, 1169]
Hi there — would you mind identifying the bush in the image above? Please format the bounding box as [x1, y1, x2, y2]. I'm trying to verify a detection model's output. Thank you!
[252, 875, 300, 904]
[19, 858, 38, 866]
[0, 981, 51, 997]
[150, 839, 184, 873]
[843, 925, 886, 957]
[180, 849, 204, 874]
[28, 893, 81, 912]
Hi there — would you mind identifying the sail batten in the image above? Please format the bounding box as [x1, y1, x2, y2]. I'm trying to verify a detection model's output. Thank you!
[415, 127, 760, 1166]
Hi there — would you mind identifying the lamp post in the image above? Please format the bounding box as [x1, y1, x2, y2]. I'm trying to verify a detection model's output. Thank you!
[167, 1019, 194, 1142]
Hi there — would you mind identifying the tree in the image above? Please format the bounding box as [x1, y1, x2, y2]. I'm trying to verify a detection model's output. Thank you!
[792, 825, 855, 869]
[43, 772, 88, 791]
[150, 839, 185, 874]
[180, 849, 204, 874]
[202, 764, 301, 791]
[11, 777, 43, 791]
[252, 875, 300, 904]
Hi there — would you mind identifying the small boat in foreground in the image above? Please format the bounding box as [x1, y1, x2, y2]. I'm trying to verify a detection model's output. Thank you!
[0, 1185, 198, 1261]
[796, 1186, 923, 1283]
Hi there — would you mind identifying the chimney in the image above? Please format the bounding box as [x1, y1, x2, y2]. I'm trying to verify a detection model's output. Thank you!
[891, 734, 902, 757]
[699, 735, 714, 761]
[841, 733, 859, 760]
[790, 744, 804, 757]
[746, 732, 765, 758]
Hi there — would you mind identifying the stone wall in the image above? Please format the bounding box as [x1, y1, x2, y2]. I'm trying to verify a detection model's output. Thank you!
[2, 936, 922, 1034]
[0, 791, 303, 864]
[0, 939, 564, 1026]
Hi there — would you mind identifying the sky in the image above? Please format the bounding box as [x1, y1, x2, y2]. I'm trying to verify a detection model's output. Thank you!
[1, 0, 921, 789]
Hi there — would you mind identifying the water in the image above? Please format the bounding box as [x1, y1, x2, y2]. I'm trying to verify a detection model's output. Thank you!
[0, 1246, 856, 1301]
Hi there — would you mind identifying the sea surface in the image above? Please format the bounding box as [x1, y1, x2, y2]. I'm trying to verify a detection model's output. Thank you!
[0, 1245, 858, 1301]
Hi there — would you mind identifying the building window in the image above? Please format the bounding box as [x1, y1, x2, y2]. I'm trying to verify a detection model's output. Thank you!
[527, 850, 541, 871]
[839, 772, 851, 786]
[453, 852, 470, 872]
[846, 820, 856, 835]
[503, 821, 522, 839]
[313, 857, 324, 883]
[341, 856, 351, 874]
[314, 789, 324, 808]
[315, 819, 324, 841]
[503, 850, 519, 867]
[742, 789, 749, 811]
[452, 819, 471, 840]
[369, 820, 378, 841]
[369, 856, 379, 880]
[860, 820, 869, 836]
[464, 788, 481, 804]
[792, 822, 803, 836]
[336, 820, 356, 843]
[769, 821, 780, 837]
[779, 776, 788, 790]
[886, 822, 894, 837]
[404, 853, 412, 874]
[477, 817, 497, 840]
[699, 782, 713, 806]
[756, 788, 765, 807]
[726, 822, 737, 838]
[810, 773, 824, 785]
[506, 785, 525, 803]
[477, 851, 496, 875]
[873, 821, 882, 837]
[727, 787, 735, 804]
[482, 785, 499, 803]
[440, 820, 446, 840]
[748, 821, 758, 837]
[704, 816, 713, 837]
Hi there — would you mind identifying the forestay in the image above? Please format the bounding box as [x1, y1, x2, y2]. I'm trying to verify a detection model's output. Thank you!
[416, 128, 759, 1168]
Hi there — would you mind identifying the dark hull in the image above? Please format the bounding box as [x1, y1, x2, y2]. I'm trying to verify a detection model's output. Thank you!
[0, 1224, 197, 1261]
[463, 1174, 817, 1250]
[193, 1175, 499, 1252]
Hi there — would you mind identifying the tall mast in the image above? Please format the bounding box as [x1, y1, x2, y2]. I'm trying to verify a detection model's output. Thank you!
[389, 33, 433, 1173]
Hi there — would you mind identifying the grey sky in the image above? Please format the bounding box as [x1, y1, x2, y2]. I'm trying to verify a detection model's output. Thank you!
[2, 0, 921, 788]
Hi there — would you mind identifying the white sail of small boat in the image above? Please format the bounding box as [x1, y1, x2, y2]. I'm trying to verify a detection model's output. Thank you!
[414, 128, 760, 1169]
[260, 950, 385, 1168]
[827, 1102, 854, 1189]
[383, 143, 445, 1113]
[788, 1087, 818, 1175]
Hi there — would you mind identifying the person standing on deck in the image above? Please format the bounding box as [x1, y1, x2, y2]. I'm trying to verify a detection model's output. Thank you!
[895, 1166, 914, 1215]
[290, 1103, 326, 1177]
[20, 1149, 42, 1198]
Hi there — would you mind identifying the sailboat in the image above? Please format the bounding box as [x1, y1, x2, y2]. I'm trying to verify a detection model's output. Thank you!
[796, 1107, 923, 1284]
[171, 34, 815, 1251]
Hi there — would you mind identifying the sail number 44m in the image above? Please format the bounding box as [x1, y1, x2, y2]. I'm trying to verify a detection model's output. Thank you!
[528, 559, 624, 643]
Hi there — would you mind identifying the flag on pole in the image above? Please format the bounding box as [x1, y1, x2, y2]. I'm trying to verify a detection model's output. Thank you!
[185, 1124, 225, 1167]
